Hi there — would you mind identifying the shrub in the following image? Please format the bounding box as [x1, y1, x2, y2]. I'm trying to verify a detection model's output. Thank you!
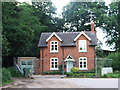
[84, 73, 95, 77]
[71, 67, 79, 73]
[107, 52, 120, 71]
[42, 71, 62, 75]
[66, 72, 74, 77]
[7, 67, 22, 77]
[58, 65, 62, 72]
[101, 72, 120, 78]
[2, 68, 11, 82]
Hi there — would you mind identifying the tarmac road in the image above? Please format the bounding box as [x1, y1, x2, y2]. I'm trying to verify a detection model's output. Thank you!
[1, 75, 119, 88]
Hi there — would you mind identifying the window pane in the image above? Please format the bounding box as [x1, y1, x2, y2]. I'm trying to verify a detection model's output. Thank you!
[21, 61, 26, 65]
[55, 59, 57, 61]
[84, 62, 86, 64]
[52, 65, 54, 68]
[55, 65, 57, 68]
[55, 62, 57, 64]
[55, 42, 57, 44]
[51, 59, 54, 61]
[28, 61, 32, 65]
[51, 47, 54, 50]
[52, 62, 54, 64]
[51, 45, 54, 47]
[80, 65, 82, 67]
[55, 45, 57, 47]
[51, 42, 54, 44]
[79, 40, 86, 51]
[84, 65, 86, 68]
[55, 47, 57, 50]
[80, 62, 82, 64]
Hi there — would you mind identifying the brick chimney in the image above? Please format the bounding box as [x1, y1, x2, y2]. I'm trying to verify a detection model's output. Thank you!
[91, 20, 95, 33]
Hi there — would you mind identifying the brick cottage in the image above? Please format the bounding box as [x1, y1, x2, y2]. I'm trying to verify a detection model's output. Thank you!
[38, 21, 97, 73]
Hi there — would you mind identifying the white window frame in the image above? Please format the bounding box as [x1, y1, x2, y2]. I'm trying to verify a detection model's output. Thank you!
[50, 58, 59, 70]
[79, 57, 88, 70]
[79, 40, 87, 52]
[50, 41, 58, 53]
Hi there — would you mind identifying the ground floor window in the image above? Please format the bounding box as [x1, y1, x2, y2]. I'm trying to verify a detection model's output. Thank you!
[79, 57, 88, 70]
[50, 58, 58, 70]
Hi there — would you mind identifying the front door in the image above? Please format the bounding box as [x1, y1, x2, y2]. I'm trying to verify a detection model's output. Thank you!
[66, 61, 73, 72]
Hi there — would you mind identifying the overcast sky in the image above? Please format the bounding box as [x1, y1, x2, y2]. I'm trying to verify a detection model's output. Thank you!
[18, 0, 114, 51]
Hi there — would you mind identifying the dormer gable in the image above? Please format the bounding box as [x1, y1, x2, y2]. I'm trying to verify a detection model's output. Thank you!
[46, 32, 62, 42]
[74, 31, 91, 41]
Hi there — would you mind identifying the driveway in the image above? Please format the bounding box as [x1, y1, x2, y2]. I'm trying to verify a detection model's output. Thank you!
[1, 75, 119, 88]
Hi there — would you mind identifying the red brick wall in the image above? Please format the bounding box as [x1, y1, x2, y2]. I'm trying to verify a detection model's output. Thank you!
[40, 34, 96, 73]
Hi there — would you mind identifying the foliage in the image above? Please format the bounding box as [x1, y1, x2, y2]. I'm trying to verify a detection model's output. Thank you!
[2, 79, 13, 86]
[42, 71, 63, 75]
[66, 72, 95, 78]
[107, 52, 120, 71]
[2, 2, 53, 58]
[7, 67, 23, 77]
[62, 2, 108, 31]
[62, 1, 120, 51]
[103, 2, 120, 51]
[32, 2, 57, 32]
[101, 72, 120, 78]
[66, 72, 74, 77]
[58, 65, 62, 72]
[71, 67, 79, 73]
[2, 68, 11, 83]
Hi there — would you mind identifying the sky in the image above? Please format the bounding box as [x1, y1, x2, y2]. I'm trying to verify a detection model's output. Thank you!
[18, 0, 114, 51]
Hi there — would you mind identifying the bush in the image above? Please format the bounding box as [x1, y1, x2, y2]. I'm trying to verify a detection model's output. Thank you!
[66, 72, 74, 77]
[7, 67, 22, 77]
[101, 72, 120, 78]
[66, 72, 95, 78]
[42, 71, 62, 75]
[2, 68, 11, 83]
[84, 73, 95, 77]
[71, 67, 79, 73]
[107, 52, 120, 71]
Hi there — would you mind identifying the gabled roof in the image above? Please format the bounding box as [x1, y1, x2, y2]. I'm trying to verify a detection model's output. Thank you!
[74, 31, 91, 41]
[38, 31, 97, 47]
[64, 54, 75, 62]
[46, 32, 62, 42]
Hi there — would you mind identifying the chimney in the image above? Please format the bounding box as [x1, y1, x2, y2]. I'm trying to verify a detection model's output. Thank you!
[91, 20, 95, 33]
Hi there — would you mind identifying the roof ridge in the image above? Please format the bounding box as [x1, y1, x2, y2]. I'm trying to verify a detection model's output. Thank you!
[42, 31, 91, 34]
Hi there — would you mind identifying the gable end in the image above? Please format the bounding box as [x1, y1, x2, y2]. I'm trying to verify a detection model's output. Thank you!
[74, 31, 91, 41]
[46, 32, 62, 42]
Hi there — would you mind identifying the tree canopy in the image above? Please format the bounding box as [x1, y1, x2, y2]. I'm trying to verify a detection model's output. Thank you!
[2, 1, 120, 60]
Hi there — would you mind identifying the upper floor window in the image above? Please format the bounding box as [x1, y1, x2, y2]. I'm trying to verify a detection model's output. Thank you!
[79, 40, 87, 52]
[50, 58, 58, 70]
[50, 41, 58, 53]
[79, 57, 87, 70]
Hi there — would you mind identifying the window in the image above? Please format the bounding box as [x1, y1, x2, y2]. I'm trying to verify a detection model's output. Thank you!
[50, 58, 58, 70]
[50, 41, 58, 53]
[79, 57, 88, 70]
[28, 61, 33, 65]
[21, 61, 26, 65]
[79, 40, 87, 52]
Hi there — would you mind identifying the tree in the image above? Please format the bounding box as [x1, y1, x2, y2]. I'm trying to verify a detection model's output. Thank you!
[62, 2, 108, 31]
[103, 2, 120, 51]
[108, 52, 120, 71]
[32, 2, 58, 32]
[2, 2, 46, 56]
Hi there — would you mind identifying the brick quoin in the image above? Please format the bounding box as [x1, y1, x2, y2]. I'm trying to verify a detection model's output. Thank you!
[39, 34, 96, 73]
